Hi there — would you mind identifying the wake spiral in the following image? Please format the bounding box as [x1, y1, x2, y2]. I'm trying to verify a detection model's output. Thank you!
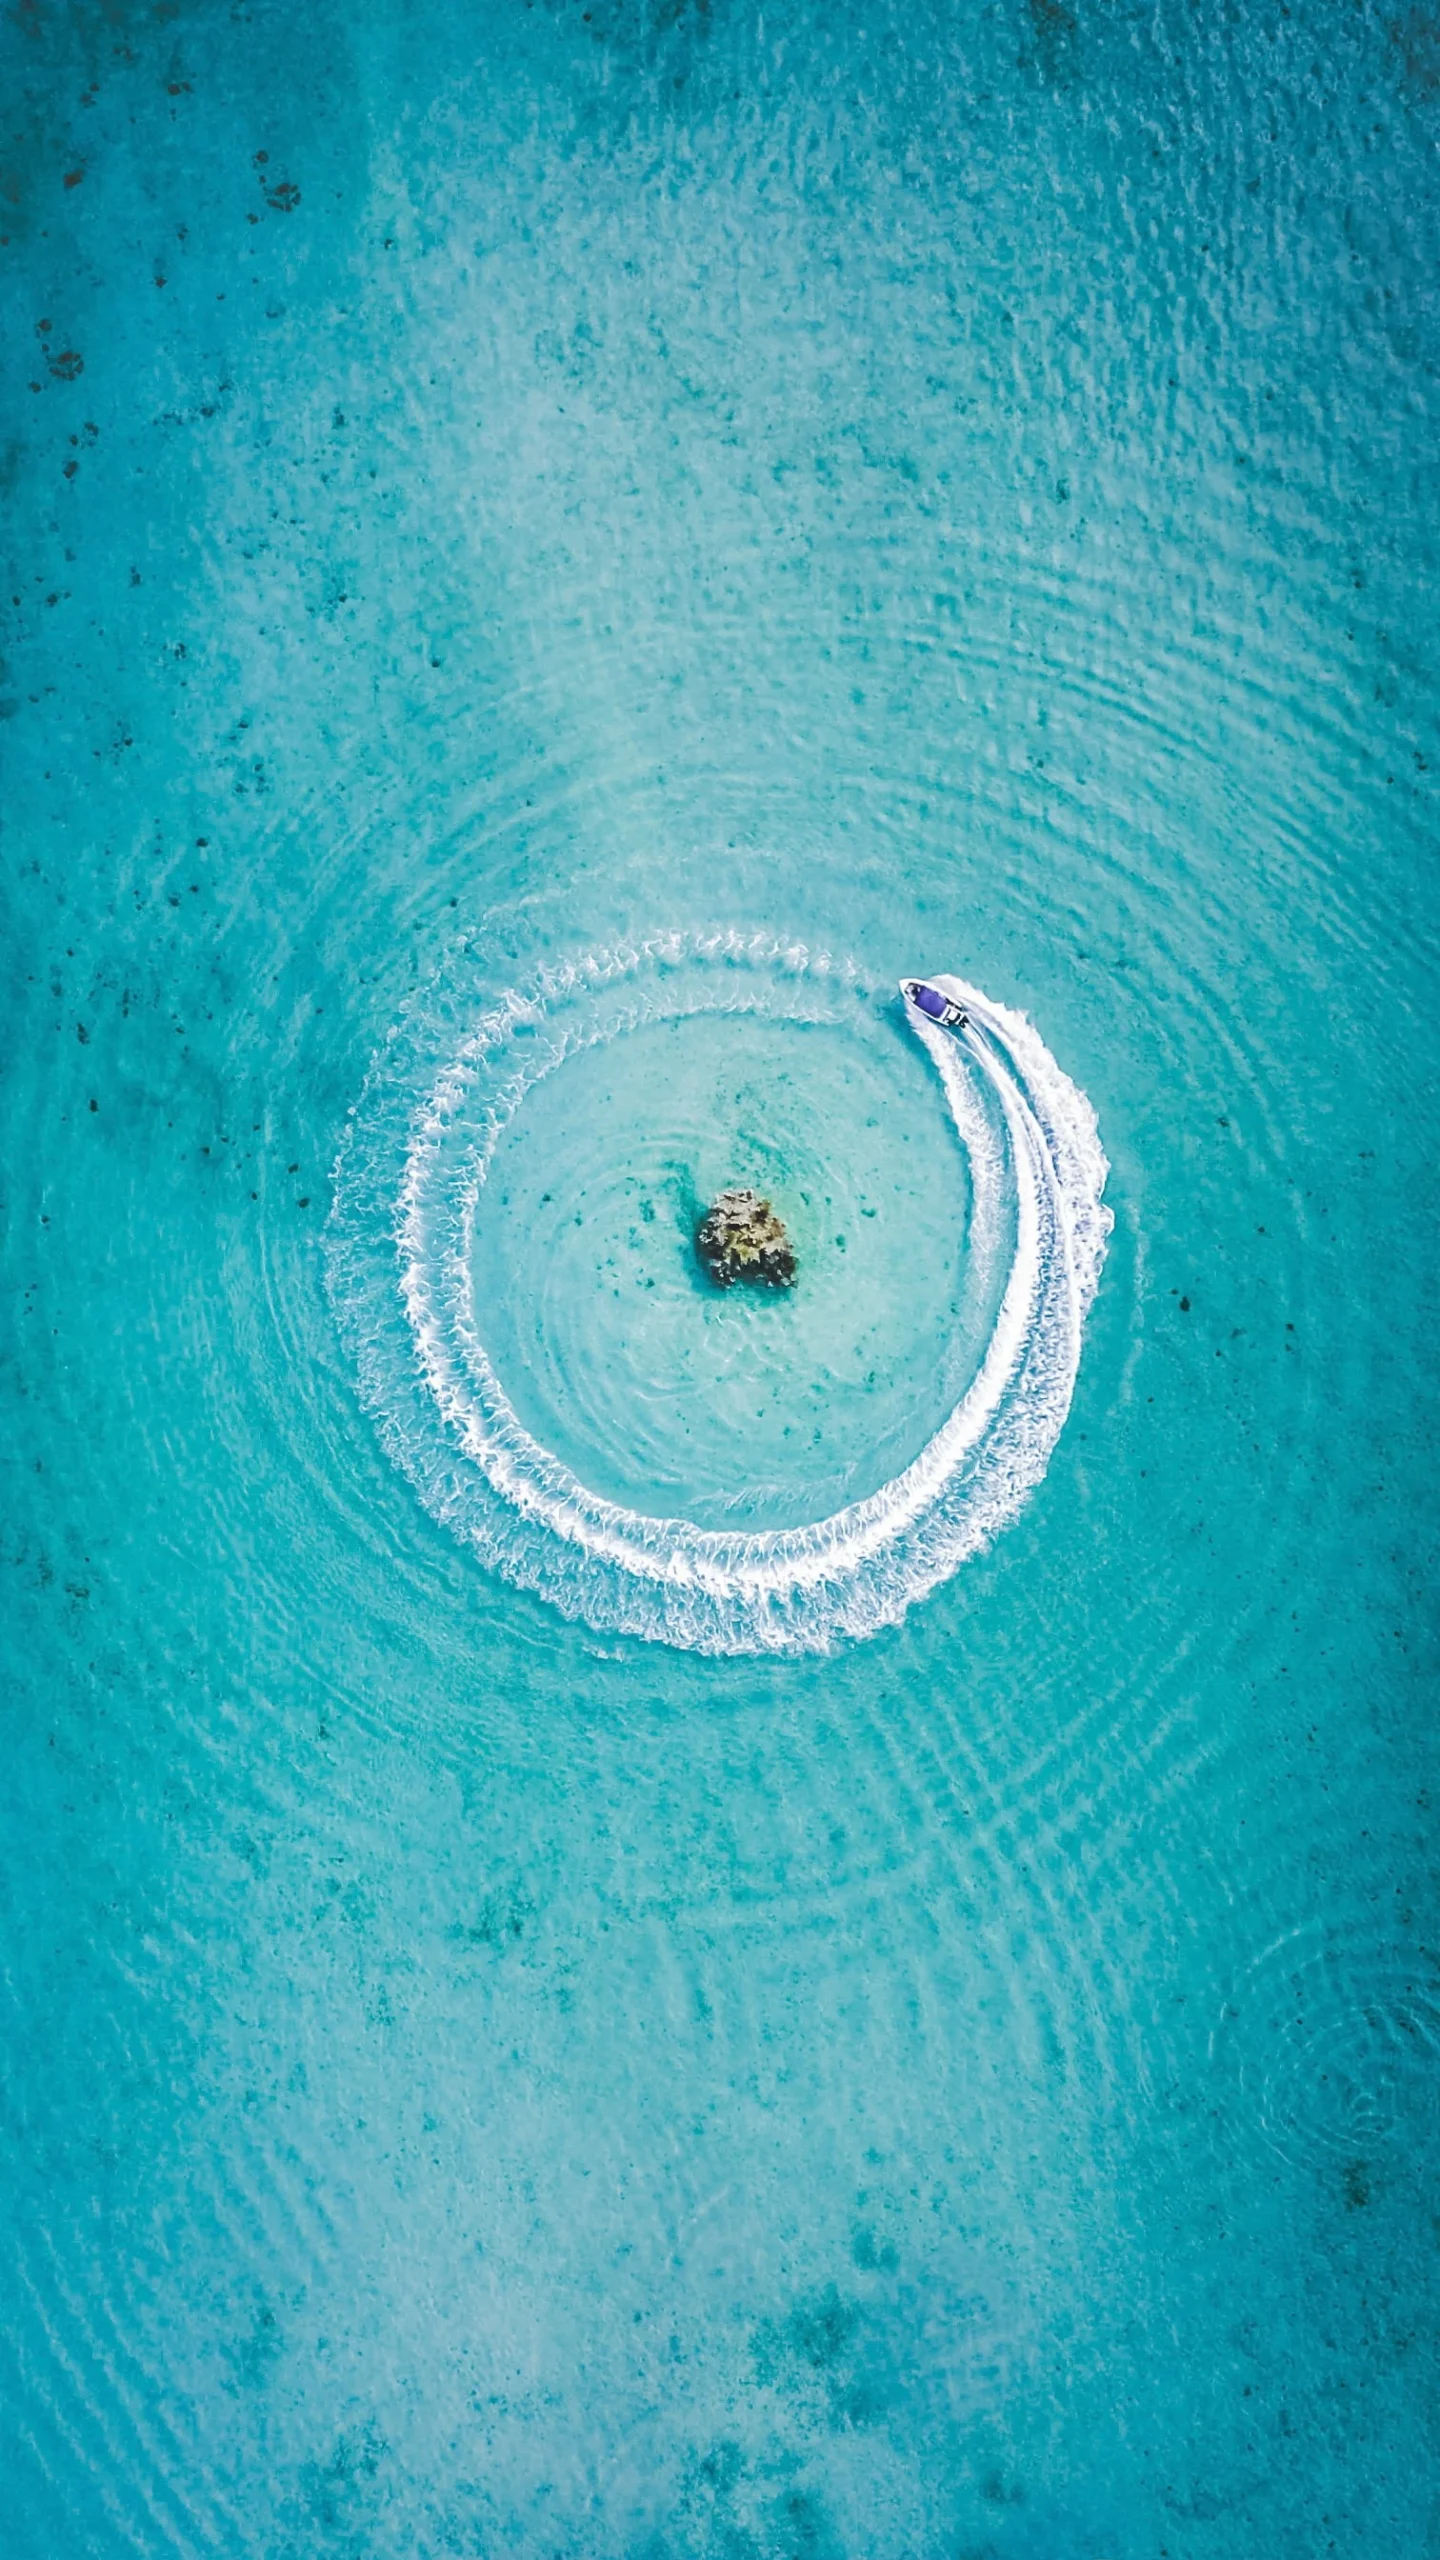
[327, 929, 1110, 1653]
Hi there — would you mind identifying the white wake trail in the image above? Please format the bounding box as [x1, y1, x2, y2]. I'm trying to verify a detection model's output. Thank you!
[328, 933, 1110, 1654]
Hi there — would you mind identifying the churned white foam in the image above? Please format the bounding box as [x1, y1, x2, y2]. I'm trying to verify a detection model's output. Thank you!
[327, 932, 1111, 1654]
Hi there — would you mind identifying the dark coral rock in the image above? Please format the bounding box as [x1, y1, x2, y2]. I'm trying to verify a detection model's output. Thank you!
[695, 1188, 796, 1289]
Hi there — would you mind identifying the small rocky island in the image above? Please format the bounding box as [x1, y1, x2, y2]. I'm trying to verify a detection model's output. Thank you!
[695, 1189, 796, 1290]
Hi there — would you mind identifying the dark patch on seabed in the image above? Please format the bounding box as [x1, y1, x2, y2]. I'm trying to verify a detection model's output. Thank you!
[1392, 6, 1440, 96]
[1024, 0, 1079, 84]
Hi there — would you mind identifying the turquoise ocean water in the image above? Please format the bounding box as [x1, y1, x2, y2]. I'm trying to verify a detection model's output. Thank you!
[3, 0, 1438, 2549]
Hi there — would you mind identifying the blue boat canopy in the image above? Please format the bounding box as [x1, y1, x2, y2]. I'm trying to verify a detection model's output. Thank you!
[903, 980, 969, 1032]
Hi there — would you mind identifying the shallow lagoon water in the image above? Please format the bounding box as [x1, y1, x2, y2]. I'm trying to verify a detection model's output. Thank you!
[2, 0, 1439, 2552]
[467, 995, 974, 1532]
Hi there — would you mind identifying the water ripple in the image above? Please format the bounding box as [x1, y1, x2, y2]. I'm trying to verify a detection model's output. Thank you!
[1211, 1916, 1440, 2181]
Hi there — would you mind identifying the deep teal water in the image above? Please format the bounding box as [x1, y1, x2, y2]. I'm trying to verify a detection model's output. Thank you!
[3, 0, 1439, 2550]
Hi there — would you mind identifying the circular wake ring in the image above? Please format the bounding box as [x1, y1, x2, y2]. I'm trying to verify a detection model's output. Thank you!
[327, 930, 1111, 1653]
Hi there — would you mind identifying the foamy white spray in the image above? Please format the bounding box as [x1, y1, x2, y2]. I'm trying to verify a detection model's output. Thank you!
[327, 931, 1110, 1653]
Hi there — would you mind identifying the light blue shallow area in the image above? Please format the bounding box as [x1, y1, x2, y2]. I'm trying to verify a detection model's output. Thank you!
[2, 0, 1438, 2550]
[469, 1003, 978, 1531]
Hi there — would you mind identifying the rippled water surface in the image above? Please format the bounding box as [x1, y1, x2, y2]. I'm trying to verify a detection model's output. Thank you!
[3, 0, 1438, 2550]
